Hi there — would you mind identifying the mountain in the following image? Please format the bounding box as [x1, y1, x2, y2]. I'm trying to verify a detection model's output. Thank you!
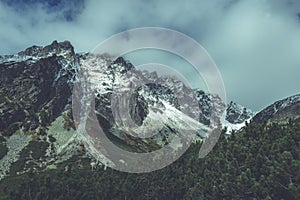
[252, 94, 300, 124]
[0, 41, 252, 179]
[0, 41, 299, 200]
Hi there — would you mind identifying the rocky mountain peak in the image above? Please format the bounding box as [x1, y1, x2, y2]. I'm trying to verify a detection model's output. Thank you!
[226, 101, 255, 124]
[18, 40, 75, 60]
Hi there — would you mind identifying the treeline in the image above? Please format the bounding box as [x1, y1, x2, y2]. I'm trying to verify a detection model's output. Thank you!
[0, 121, 299, 199]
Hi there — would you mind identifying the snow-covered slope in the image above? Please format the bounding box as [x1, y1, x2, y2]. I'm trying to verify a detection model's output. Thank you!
[78, 52, 256, 141]
[77, 54, 217, 150]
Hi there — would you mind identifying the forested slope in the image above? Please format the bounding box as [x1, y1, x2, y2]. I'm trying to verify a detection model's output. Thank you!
[1, 120, 299, 199]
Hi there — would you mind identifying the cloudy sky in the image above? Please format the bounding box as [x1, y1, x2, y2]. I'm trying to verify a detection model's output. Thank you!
[0, 0, 300, 111]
